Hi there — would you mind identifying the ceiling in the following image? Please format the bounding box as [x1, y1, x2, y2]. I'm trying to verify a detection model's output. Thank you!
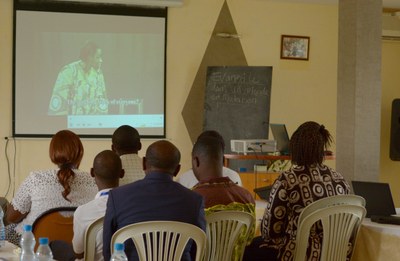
[273, 0, 400, 9]
[382, 0, 400, 9]
[53, 0, 400, 9]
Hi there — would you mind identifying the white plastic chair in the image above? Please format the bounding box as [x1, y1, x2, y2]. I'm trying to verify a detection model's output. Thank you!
[83, 216, 104, 261]
[294, 204, 366, 261]
[298, 194, 365, 224]
[204, 211, 254, 261]
[111, 220, 206, 261]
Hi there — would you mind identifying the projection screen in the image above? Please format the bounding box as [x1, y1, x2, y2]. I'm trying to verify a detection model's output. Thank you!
[13, 1, 167, 138]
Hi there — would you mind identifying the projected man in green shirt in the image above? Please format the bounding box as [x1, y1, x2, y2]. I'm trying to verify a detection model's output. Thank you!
[48, 41, 108, 115]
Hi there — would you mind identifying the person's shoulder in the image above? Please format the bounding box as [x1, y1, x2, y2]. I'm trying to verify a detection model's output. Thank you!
[111, 180, 142, 194]
[60, 60, 80, 72]
[174, 181, 203, 199]
[222, 167, 242, 185]
[237, 186, 256, 202]
[73, 169, 94, 181]
[73, 169, 90, 175]
[30, 169, 57, 176]
[74, 201, 91, 218]
[27, 169, 58, 182]
[120, 153, 140, 159]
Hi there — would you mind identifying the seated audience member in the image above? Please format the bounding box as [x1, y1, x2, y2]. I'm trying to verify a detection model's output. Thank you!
[5, 130, 97, 246]
[243, 121, 351, 261]
[72, 150, 124, 261]
[176, 130, 242, 188]
[192, 136, 255, 261]
[192, 136, 255, 214]
[103, 140, 206, 261]
[111, 125, 145, 185]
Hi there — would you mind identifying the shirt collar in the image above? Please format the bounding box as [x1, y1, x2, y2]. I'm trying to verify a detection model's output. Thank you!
[145, 171, 174, 181]
[95, 188, 112, 199]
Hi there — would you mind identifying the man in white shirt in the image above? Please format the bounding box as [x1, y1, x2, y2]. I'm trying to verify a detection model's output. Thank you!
[177, 167, 242, 189]
[72, 150, 124, 261]
[176, 130, 242, 189]
[112, 125, 145, 185]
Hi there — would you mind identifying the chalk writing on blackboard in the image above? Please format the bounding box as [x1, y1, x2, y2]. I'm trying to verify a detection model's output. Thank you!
[207, 71, 270, 106]
[203, 66, 273, 153]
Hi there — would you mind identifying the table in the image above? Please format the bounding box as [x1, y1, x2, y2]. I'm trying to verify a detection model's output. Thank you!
[223, 154, 335, 167]
[0, 241, 19, 261]
[352, 219, 400, 261]
[224, 154, 335, 199]
[255, 201, 400, 260]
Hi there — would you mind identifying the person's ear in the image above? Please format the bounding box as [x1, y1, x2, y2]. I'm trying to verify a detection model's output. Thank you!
[172, 164, 181, 177]
[120, 169, 125, 179]
[142, 157, 147, 171]
[192, 156, 200, 168]
[111, 144, 116, 152]
[90, 168, 95, 178]
[138, 142, 142, 151]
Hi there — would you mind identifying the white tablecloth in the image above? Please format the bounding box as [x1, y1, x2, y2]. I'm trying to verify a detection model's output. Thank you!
[353, 218, 400, 261]
[0, 241, 19, 261]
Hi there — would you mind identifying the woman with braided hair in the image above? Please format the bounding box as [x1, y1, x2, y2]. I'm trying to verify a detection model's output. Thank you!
[5, 130, 97, 246]
[243, 121, 351, 261]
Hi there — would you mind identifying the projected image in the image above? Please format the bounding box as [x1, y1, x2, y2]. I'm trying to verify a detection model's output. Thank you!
[48, 41, 109, 115]
[13, 3, 166, 137]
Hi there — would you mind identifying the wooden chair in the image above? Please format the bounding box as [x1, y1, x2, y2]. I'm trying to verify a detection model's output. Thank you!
[111, 221, 206, 261]
[32, 206, 76, 250]
[294, 204, 366, 261]
[204, 210, 254, 261]
[83, 216, 104, 261]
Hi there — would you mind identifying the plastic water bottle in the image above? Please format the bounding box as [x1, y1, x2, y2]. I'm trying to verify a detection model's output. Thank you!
[110, 243, 128, 261]
[0, 207, 6, 248]
[35, 237, 53, 261]
[20, 224, 37, 261]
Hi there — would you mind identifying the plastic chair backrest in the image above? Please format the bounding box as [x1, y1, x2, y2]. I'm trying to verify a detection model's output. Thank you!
[83, 216, 104, 261]
[294, 204, 366, 261]
[204, 211, 254, 261]
[32, 206, 76, 250]
[111, 220, 206, 261]
[298, 194, 365, 224]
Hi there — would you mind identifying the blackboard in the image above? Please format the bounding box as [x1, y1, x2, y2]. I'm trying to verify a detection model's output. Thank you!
[203, 66, 273, 157]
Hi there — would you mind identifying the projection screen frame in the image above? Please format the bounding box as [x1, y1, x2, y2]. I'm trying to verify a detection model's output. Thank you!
[13, 0, 167, 139]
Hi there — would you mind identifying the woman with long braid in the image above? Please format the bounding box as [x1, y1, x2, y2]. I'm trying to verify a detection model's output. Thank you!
[5, 130, 97, 246]
[243, 121, 351, 261]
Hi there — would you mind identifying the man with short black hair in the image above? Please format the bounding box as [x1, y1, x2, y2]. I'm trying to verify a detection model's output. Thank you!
[112, 125, 145, 185]
[191, 136, 255, 261]
[103, 140, 206, 261]
[73, 150, 124, 261]
[176, 130, 242, 188]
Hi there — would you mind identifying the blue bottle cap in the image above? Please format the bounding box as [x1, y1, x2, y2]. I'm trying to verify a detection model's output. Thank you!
[23, 224, 32, 232]
[114, 243, 124, 251]
[39, 237, 49, 245]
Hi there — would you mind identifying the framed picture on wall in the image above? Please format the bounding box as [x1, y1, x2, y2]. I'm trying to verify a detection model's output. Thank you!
[280, 35, 310, 60]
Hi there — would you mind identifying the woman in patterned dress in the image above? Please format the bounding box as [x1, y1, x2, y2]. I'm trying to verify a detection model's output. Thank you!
[5, 130, 97, 246]
[243, 121, 351, 261]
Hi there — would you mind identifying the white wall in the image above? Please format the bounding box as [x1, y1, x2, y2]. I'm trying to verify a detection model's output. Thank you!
[1, 0, 341, 201]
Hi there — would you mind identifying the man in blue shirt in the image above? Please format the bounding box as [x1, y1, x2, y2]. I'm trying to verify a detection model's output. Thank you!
[103, 140, 206, 260]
